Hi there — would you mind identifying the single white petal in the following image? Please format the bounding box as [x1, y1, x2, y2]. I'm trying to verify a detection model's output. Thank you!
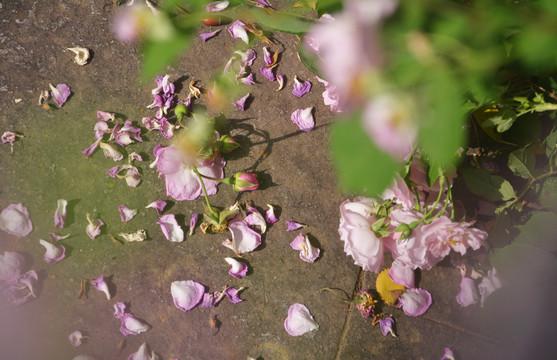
[284, 303, 319, 336]
[171, 280, 205, 312]
[157, 214, 184, 242]
[0, 203, 33, 237]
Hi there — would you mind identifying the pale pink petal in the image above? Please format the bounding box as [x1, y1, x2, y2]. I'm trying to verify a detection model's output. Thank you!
[82, 139, 101, 158]
[234, 93, 250, 111]
[284, 303, 319, 336]
[286, 221, 305, 231]
[120, 313, 150, 336]
[441, 347, 455, 360]
[456, 277, 479, 307]
[97, 110, 115, 122]
[68, 330, 84, 347]
[259, 66, 275, 81]
[239, 73, 255, 85]
[107, 165, 124, 178]
[48, 232, 69, 242]
[91, 275, 112, 300]
[398, 288, 432, 316]
[225, 257, 248, 279]
[94, 121, 110, 139]
[0, 203, 33, 237]
[290, 233, 320, 263]
[49, 83, 71, 108]
[54, 199, 68, 229]
[226, 219, 261, 253]
[99, 142, 124, 161]
[121, 166, 141, 187]
[145, 200, 167, 216]
[292, 76, 312, 97]
[265, 204, 279, 224]
[244, 207, 267, 233]
[478, 268, 502, 307]
[291, 107, 315, 132]
[228, 20, 249, 43]
[388, 259, 415, 288]
[234, 49, 257, 67]
[118, 205, 138, 223]
[114, 301, 127, 319]
[200, 29, 221, 42]
[39, 239, 66, 264]
[171, 280, 205, 312]
[86, 214, 104, 239]
[157, 214, 184, 242]
[206, 0, 229, 12]
[224, 286, 244, 303]
[127, 342, 158, 360]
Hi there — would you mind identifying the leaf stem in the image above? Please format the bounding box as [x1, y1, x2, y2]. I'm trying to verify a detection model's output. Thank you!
[193, 166, 218, 218]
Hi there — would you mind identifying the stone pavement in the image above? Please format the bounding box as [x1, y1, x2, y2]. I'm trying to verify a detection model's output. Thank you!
[0, 1, 509, 359]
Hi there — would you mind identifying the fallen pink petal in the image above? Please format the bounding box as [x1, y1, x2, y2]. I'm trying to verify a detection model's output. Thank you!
[292, 76, 312, 97]
[189, 213, 199, 235]
[259, 66, 275, 81]
[235, 93, 250, 111]
[276, 74, 285, 91]
[49, 83, 71, 108]
[284, 303, 319, 336]
[91, 274, 112, 300]
[145, 200, 167, 216]
[379, 317, 396, 337]
[291, 107, 315, 132]
[0, 203, 33, 237]
[398, 288, 432, 317]
[49, 232, 70, 242]
[120, 313, 150, 336]
[97, 110, 115, 122]
[0, 251, 26, 282]
[120, 166, 142, 187]
[54, 199, 68, 229]
[228, 20, 249, 43]
[441, 347, 455, 360]
[157, 214, 184, 243]
[265, 204, 279, 224]
[205, 0, 229, 12]
[456, 276, 479, 307]
[114, 301, 127, 319]
[223, 219, 262, 253]
[224, 286, 244, 304]
[244, 207, 267, 233]
[99, 142, 124, 161]
[39, 239, 66, 264]
[286, 221, 305, 231]
[200, 29, 221, 42]
[290, 233, 320, 263]
[388, 260, 415, 288]
[68, 330, 85, 347]
[82, 139, 101, 158]
[225, 257, 248, 279]
[128, 342, 158, 360]
[118, 205, 138, 223]
[171, 280, 205, 312]
[86, 214, 104, 239]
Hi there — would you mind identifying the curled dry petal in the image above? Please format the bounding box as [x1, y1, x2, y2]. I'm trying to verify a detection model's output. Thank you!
[225, 257, 248, 279]
[157, 214, 184, 243]
[244, 207, 267, 233]
[49, 232, 70, 242]
[259, 66, 275, 81]
[0, 203, 33, 237]
[68, 330, 84, 347]
[118, 205, 138, 223]
[235, 49, 256, 67]
[119, 229, 147, 242]
[398, 288, 432, 317]
[291, 107, 315, 132]
[120, 313, 150, 336]
[121, 166, 141, 187]
[189, 213, 199, 236]
[82, 139, 101, 158]
[228, 20, 249, 43]
[99, 142, 124, 161]
[145, 200, 167, 216]
[49, 83, 71, 108]
[66, 46, 90, 66]
[224, 286, 244, 303]
[284, 303, 319, 336]
[54, 199, 68, 229]
[39, 239, 66, 264]
[97, 110, 115, 122]
[290, 233, 320, 263]
[265, 204, 279, 224]
[171, 280, 205, 312]
[91, 274, 112, 300]
[276, 74, 285, 91]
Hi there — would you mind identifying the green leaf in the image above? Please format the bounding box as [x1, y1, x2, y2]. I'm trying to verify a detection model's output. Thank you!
[297, 40, 323, 79]
[427, 164, 442, 188]
[461, 168, 516, 202]
[514, 211, 557, 252]
[481, 107, 517, 133]
[250, 7, 317, 34]
[331, 112, 399, 197]
[141, 31, 192, 80]
[508, 148, 536, 180]
[544, 124, 557, 158]
[539, 177, 557, 212]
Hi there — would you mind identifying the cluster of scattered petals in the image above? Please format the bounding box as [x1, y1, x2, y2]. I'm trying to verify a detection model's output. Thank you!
[225, 257, 248, 279]
[149, 75, 176, 119]
[0, 203, 33, 237]
[338, 197, 384, 272]
[291, 107, 315, 132]
[284, 303, 319, 336]
[157, 214, 184, 243]
[0, 251, 38, 305]
[118, 205, 138, 223]
[397, 288, 432, 317]
[91, 275, 112, 300]
[128, 342, 159, 360]
[86, 214, 104, 239]
[290, 233, 320, 263]
[68, 330, 85, 347]
[171, 280, 205, 312]
[292, 76, 312, 97]
[39, 239, 66, 264]
[228, 20, 249, 43]
[113, 301, 150, 336]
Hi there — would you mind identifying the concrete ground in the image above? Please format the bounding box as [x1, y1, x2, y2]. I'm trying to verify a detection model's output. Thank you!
[0, 1, 511, 359]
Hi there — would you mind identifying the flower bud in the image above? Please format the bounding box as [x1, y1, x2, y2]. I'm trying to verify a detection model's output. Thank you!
[232, 172, 258, 192]
[174, 103, 188, 122]
[217, 134, 240, 153]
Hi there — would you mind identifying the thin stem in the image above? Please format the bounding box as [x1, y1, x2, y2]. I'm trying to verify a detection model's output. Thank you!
[193, 166, 218, 217]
